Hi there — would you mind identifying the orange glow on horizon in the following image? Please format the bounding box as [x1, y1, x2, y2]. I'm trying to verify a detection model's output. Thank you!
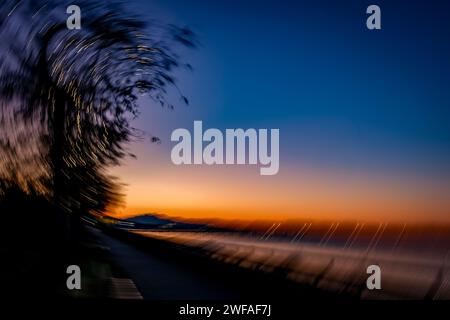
[109, 149, 450, 224]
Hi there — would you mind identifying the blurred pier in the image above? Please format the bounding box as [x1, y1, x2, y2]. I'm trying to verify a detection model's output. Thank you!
[92, 226, 338, 300]
[121, 230, 450, 300]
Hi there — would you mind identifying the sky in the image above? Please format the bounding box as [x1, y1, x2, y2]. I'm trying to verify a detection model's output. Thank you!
[110, 0, 450, 223]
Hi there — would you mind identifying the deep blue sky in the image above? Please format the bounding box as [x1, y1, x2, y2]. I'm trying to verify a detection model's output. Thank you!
[130, 0, 450, 180]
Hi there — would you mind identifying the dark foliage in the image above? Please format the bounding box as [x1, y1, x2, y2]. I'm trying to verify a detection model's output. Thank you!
[0, 0, 195, 223]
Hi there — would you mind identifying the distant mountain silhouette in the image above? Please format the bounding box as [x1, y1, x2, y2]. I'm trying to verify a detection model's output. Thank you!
[122, 214, 208, 230]
[126, 214, 175, 226]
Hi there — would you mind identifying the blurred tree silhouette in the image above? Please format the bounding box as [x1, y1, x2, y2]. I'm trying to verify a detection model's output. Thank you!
[0, 0, 195, 239]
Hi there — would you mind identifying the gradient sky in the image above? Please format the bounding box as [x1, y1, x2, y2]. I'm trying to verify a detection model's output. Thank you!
[110, 0, 450, 223]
